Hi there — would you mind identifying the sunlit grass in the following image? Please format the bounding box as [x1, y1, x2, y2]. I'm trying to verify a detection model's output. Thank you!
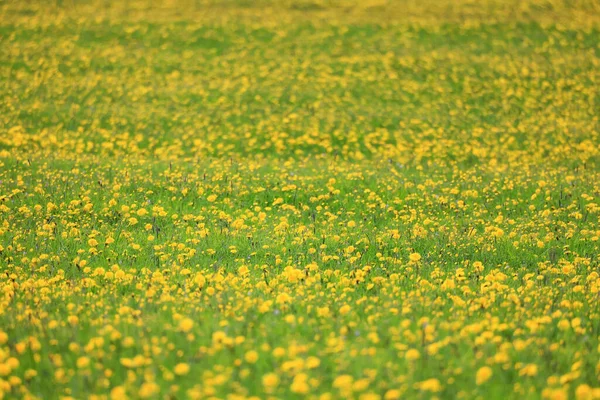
[1, 0, 599, 399]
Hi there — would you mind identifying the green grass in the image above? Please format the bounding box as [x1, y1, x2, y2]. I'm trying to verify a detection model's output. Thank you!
[1, 0, 600, 399]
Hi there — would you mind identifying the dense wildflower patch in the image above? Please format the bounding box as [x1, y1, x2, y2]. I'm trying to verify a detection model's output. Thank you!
[1, 0, 599, 398]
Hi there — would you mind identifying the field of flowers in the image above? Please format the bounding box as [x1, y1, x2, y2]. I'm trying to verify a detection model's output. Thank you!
[1, 0, 600, 398]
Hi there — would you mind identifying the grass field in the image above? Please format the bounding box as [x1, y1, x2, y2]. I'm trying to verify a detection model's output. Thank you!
[1, 0, 600, 398]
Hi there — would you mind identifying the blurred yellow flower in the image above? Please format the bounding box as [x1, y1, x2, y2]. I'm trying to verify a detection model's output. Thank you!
[476, 366, 493, 385]
[245, 350, 259, 364]
[174, 363, 190, 376]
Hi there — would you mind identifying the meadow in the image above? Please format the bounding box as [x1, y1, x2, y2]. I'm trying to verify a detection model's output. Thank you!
[1, 0, 600, 398]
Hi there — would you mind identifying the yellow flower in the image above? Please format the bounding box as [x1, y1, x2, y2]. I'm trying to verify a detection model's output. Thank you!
[359, 393, 381, 400]
[542, 388, 568, 400]
[178, 318, 194, 332]
[575, 384, 592, 400]
[276, 292, 291, 305]
[339, 305, 351, 315]
[212, 331, 228, 344]
[6, 357, 19, 369]
[245, 350, 259, 364]
[473, 261, 484, 272]
[519, 364, 538, 377]
[306, 356, 321, 369]
[417, 378, 442, 392]
[238, 265, 250, 276]
[207, 194, 217, 202]
[0, 363, 11, 376]
[110, 386, 127, 400]
[272, 347, 286, 358]
[194, 273, 206, 287]
[476, 366, 493, 385]
[353, 378, 370, 391]
[262, 372, 280, 389]
[291, 373, 310, 394]
[174, 363, 190, 376]
[409, 253, 422, 262]
[333, 375, 353, 390]
[76, 356, 90, 369]
[557, 319, 570, 330]
[384, 389, 402, 400]
[24, 369, 38, 379]
[405, 349, 420, 361]
[138, 382, 159, 398]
